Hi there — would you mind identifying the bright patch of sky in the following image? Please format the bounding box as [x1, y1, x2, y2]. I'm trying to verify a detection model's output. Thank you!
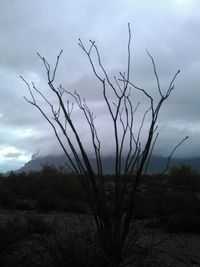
[174, 0, 197, 9]
[0, 146, 31, 173]
[14, 128, 35, 138]
[170, 121, 200, 134]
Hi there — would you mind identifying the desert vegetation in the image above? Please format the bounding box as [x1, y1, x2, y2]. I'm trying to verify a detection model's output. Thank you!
[0, 165, 200, 266]
[19, 24, 190, 266]
[0, 24, 198, 266]
[0, 165, 87, 213]
[1, 165, 200, 231]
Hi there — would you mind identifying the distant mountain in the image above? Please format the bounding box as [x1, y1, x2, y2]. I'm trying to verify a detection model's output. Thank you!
[16, 154, 200, 174]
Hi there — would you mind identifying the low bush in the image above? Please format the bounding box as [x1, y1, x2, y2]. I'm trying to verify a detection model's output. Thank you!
[0, 166, 87, 212]
[168, 165, 200, 192]
[15, 199, 34, 210]
[153, 192, 200, 232]
[36, 192, 88, 213]
[0, 214, 112, 267]
[0, 216, 28, 265]
[0, 184, 17, 208]
[36, 192, 64, 212]
[133, 190, 200, 233]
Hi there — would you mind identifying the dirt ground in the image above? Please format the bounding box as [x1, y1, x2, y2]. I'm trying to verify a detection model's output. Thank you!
[0, 210, 200, 266]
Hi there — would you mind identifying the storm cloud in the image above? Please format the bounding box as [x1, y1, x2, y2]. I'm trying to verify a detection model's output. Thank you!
[0, 0, 200, 172]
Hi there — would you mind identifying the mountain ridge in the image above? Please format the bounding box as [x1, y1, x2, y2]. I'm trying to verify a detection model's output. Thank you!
[16, 154, 200, 174]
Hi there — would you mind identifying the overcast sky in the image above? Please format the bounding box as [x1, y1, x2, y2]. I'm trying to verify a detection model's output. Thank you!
[0, 0, 200, 172]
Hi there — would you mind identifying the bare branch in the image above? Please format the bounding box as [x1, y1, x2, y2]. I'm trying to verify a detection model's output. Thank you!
[146, 50, 163, 97]
[22, 24, 186, 265]
[161, 136, 189, 175]
[166, 69, 180, 97]
[21, 76, 36, 104]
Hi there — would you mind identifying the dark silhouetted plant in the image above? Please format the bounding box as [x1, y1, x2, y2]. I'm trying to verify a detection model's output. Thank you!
[22, 24, 187, 266]
[168, 164, 199, 192]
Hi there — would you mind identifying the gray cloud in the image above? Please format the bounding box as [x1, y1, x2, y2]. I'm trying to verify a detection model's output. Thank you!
[0, 0, 200, 171]
[3, 152, 21, 159]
